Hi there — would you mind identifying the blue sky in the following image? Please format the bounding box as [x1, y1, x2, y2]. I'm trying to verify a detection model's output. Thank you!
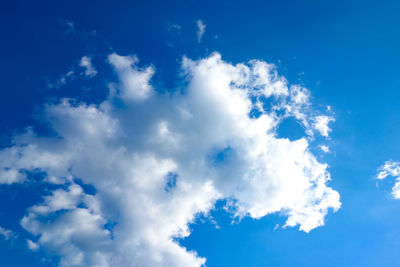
[1, 0, 400, 266]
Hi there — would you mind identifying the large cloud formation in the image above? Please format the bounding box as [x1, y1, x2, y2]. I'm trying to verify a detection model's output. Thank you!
[0, 53, 340, 266]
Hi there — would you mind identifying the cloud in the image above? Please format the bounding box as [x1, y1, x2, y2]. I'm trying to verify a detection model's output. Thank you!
[21, 183, 111, 265]
[0, 52, 340, 266]
[47, 56, 98, 89]
[168, 24, 182, 31]
[196, 19, 206, 43]
[27, 239, 39, 251]
[377, 160, 400, 199]
[0, 226, 14, 241]
[107, 53, 154, 101]
[320, 145, 330, 153]
[48, 70, 75, 89]
[80, 56, 97, 77]
[313, 115, 335, 137]
[60, 19, 98, 38]
[60, 20, 75, 35]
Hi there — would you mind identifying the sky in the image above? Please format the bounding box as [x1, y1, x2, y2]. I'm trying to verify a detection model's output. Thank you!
[1, 0, 400, 266]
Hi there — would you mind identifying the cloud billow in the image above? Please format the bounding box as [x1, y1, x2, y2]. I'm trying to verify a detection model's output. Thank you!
[0, 52, 340, 267]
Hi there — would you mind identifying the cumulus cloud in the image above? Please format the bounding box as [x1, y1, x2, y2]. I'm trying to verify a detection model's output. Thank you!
[377, 160, 400, 199]
[80, 56, 97, 77]
[196, 19, 206, 43]
[0, 52, 340, 266]
[21, 184, 111, 265]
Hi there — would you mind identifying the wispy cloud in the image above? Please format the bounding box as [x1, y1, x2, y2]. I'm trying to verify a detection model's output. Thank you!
[47, 55, 97, 89]
[377, 160, 400, 199]
[0, 226, 15, 241]
[61, 19, 75, 35]
[168, 24, 182, 31]
[47, 70, 75, 89]
[196, 19, 206, 43]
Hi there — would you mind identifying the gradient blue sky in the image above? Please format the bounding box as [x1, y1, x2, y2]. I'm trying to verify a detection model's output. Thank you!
[1, 0, 400, 266]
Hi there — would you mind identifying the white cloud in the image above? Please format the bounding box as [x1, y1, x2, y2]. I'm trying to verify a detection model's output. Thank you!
[196, 19, 206, 43]
[313, 115, 334, 137]
[48, 56, 97, 89]
[320, 145, 330, 153]
[0, 52, 340, 266]
[0, 167, 26, 184]
[48, 70, 75, 89]
[80, 56, 97, 77]
[61, 20, 75, 35]
[377, 160, 400, 199]
[377, 160, 400, 180]
[21, 183, 111, 266]
[108, 53, 154, 101]
[27, 239, 39, 251]
[0, 226, 14, 240]
[169, 24, 182, 31]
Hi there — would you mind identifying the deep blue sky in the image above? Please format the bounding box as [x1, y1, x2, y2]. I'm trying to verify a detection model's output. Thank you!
[1, 0, 400, 266]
